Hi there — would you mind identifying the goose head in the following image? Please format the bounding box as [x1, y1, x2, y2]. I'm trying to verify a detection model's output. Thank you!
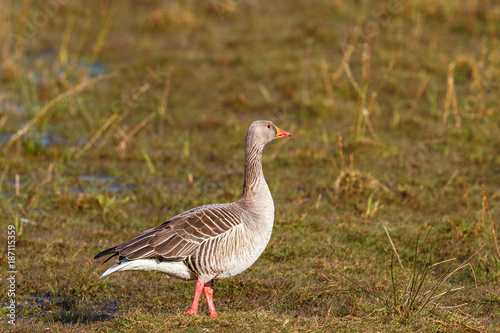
[247, 120, 291, 147]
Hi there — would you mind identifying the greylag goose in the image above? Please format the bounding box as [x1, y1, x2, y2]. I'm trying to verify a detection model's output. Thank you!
[94, 120, 290, 318]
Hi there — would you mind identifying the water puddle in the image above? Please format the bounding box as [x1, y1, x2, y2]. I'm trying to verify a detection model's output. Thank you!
[27, 47, 107, 85]
[30, 295, 65, 309]
[0, 99, 25, 115]
[14, 295, 124, 322]
[0, 132, 65, 147]
[0, 174, 135, 198]
[79, 175, 115, 183]
[76, 174, 136, 193]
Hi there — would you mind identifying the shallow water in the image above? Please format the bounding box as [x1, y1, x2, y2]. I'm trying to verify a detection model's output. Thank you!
[76, 174, 137, 193]
[0, 132, 65, 147]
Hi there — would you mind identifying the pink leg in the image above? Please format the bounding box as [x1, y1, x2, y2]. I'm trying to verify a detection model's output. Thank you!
[185, 280, 205, 316]
[204, 285, 218, 318]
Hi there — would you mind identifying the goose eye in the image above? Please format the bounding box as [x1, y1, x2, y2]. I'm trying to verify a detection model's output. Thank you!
[267, 124, 271, 129]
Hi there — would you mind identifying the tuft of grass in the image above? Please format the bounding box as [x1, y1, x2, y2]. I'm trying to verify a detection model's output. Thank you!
[336, 221, 483, 323]
[145, 2, 199, 33]
[332, 134, 388, 196]
[386, 229, 480, 321]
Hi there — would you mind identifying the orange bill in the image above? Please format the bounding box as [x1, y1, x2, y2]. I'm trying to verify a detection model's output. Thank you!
[275, 126, 291, 139]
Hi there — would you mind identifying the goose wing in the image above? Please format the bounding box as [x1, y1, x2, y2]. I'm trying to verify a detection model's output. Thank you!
[95, 204, 243, 262]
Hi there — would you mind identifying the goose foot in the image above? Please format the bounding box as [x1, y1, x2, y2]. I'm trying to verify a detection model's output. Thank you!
[184, 308, 198, 316]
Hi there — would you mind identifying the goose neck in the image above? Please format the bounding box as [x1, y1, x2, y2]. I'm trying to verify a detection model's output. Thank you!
[241, 140, 265, 198]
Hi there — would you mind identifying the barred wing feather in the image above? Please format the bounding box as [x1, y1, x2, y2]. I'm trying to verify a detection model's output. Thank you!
[112, 205, 242, 261]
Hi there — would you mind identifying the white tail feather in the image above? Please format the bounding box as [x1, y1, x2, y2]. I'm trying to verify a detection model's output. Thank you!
[99, 258, 193, 280]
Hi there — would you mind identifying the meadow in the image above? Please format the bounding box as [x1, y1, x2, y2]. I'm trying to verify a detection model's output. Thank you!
[0, 0, 499, 332]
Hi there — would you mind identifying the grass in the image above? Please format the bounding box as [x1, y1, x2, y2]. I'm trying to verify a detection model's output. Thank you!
[1, 0, 500, 331]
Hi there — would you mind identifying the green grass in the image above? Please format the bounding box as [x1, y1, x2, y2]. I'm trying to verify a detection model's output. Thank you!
[1, 0, 500, 331]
